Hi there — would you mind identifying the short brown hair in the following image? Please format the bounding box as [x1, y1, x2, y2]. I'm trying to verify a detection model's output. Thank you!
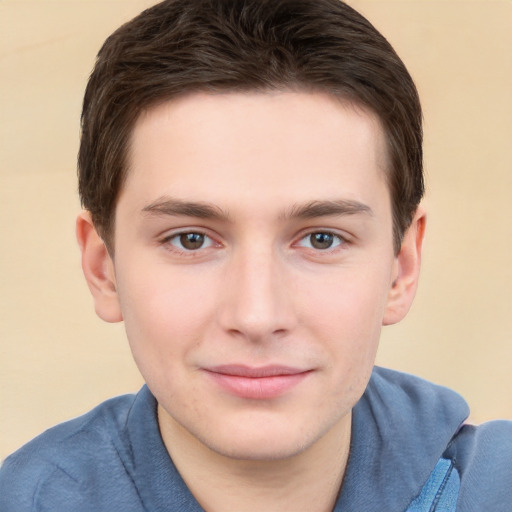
[78, 0, 423, 253]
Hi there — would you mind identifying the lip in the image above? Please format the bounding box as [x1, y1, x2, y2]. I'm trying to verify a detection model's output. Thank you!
[203, 365, 312, 400]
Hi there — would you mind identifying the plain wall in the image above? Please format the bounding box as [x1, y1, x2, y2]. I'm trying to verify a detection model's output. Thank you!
[1, 0, 511, 460]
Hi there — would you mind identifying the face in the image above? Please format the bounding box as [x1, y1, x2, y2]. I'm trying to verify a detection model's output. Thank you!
[88, 91, 419, 460]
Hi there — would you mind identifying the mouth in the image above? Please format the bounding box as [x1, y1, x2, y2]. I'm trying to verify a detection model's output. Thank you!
[203, 365, 312, 400]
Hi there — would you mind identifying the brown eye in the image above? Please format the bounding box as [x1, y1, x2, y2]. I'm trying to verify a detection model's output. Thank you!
[165, 231, 216, 253]
[297, 232, 344, 251]
[179, 233, 205, 250]
[309, 232, 335, 249]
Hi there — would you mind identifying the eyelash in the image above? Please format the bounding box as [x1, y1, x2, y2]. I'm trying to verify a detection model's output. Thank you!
[295, 231, 346, 251]
[160, 231, 217, 253]
[159, 229, 348, 255]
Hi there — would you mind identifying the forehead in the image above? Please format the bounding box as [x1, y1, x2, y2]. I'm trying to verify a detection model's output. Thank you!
[120, 91, 390, 215]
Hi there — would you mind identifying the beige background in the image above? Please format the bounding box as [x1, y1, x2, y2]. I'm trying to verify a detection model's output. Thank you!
[1, 0, 511, 460]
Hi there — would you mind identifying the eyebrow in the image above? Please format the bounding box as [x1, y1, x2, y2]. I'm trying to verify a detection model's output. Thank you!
[142, 197, 231, 221]
[283, 199, 373, 220]
[141, 196, 372, 222]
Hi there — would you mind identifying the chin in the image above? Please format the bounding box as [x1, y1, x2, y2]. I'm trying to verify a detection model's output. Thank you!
[204, 433, 312, 462]
[192, 415, 331, 462]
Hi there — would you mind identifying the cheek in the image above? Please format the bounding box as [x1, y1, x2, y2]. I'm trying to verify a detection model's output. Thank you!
[115, 262, 220, 363]
[301, 266, 392, 332]
[297, 263, 392, 384]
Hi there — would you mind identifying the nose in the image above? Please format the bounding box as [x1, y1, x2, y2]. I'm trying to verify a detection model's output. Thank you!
[217, 246, 296, 343]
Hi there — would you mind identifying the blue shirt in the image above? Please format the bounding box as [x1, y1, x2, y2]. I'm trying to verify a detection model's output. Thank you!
[1, 367, 511, 511]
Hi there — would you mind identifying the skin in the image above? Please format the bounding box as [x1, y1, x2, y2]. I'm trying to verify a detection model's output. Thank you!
[77, 91, 425, 511]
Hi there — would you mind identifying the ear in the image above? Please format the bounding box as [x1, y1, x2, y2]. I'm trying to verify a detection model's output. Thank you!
[76, 211, 123, 323]
[382, 207, 426, 326]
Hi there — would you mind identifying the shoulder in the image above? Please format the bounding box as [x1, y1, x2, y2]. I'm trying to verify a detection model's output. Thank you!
[357, 368, 512, 510]
[445, 419, 512, 511]
[340, 368, 470, 511]
[367, 366, 471, 421]
[0, 392, 141, 511]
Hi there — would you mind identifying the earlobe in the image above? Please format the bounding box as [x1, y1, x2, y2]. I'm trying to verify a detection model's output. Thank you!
[382, 207, 426, 326]
[76, 211, 123, 323]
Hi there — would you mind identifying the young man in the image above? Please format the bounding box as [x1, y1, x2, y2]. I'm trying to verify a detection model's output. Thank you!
[1, 1, 510, 510]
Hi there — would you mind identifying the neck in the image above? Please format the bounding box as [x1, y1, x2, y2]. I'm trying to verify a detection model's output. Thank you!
[158, 405, 351, 512]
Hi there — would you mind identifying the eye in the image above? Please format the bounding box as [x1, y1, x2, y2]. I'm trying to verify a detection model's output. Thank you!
[297, 232, 344, 250]
[167, 232, 214, 251]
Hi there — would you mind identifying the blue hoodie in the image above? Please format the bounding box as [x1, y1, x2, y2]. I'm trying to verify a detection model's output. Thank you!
[1, 367, 511, 511]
